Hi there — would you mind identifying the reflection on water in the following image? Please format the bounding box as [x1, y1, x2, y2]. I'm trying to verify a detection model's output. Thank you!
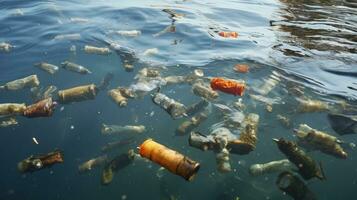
[270, 0, 357, 100]
[272, 0, 356, 56]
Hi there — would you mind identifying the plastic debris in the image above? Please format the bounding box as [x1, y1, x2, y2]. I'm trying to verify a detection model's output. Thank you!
[210, 77, 245, 96]
[78, 155, 108, 173]
[58, 84, 98, 103]
[152, 92, 187, 119]
[0, 75, 40, 91]
[32, 137, 39, 145]
[218, 31, 238, 38]
[84, 45, 111, 55]
[114, 30, 141, 37]
[249, 159, 295, 176]
[273, 138, 325, 180]
[17, 149, 64, 173]
[54, 33, 81, 41]
[276, 171, 317, 200]
[234, 64, 249, 73]
[297, 98, 329, 113]
[101, 124, 145, 135]
[0, 103, 26, 116]
[0, 42, 13, 52]
[139, 139, 200, 181]
[34, 62, 59, 74]
[108, 88, 128, 107]
[0, 117, 18, 128]
[192, 82, 219, 100]
[143, 48, 159, 56]
[23, 98, 56, 118]
[294, 124, 347, 159]
[61, 61, 92, 74]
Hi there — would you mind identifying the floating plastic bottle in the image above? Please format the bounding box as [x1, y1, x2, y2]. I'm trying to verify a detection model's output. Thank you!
[234, 64, 249, 73]
[101, 124, 146, 135]
[273, 138, 325, 180]
[101, 150, 135, 185]
[23, 98, 56, 118]
[57, 84, 98, 103]
[17, 149, 64, 173]
[84, 45, 111, 55]
[294, 124, 347, 159]
[108, 88, 128, 107]
[34, 62, 59, 74]
[61, 61, 92, 74]
[152, 92, 187, 119]
[78, 155, 108, 173]
[210, 77, 245, 96]
[0, 117, 18, 128]
[218, 31, 238, 38]
[0, 75, 40, 91]
[0, 103, 27, 116]
[0, 42, 13, 52]
[297, 98, 329, 113]
[230, 113, 260, 154]
[192, 83, 219, 100]
[139, 139, 200, 181]
[249, 159, 295, 176]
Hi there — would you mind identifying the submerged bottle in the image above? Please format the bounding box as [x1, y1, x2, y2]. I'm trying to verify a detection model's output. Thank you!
[210, 77, 245, 96]
[34, 62, 59, 74]
[152, 92, 187, 119]
[101, 150, 136, 185]
[249, 159, 295, 176]
[17, 149, 64, 173]
[84, 45, 111, 55]
[139, 139, 200, 181]
[23, 97, 56, 118]
[276, 171, 317, 200]
[0, 75, 40, 91]
[192, 83, 219, 100]
[294, 124, 347, 159]
[61, 61, 92, 74]
[108, 88, 128, 107]
[101, 124, 146, 135]
[57, 84, 98, 104]
[78, 155, 108, 173]
[0, 103, 27, 116]
[273, 138, 325, 180]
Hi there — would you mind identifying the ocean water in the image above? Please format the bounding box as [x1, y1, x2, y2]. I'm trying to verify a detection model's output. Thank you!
[0, 0, 356, 199]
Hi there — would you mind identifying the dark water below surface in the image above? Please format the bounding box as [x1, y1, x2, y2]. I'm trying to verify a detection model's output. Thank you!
[0, 0, 356, 200]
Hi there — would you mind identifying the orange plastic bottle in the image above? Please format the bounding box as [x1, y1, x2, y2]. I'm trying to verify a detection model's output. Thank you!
[210, 77, 246, 96]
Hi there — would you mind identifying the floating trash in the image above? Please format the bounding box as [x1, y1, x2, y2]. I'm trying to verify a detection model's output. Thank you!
[17, 149, 64, 173]
[0, 75, 40, 91]
[0, 42, 13, 52]
[54, 33, 81, 41]
[84, 45, 111, 55]
[249, 159, 295, 176]
[101, 124, 145, 135]
[78, 155, 108, 173]
[0, 117, 18, 128]
[58, 84, 98, 104]
[34, 62, 59, 74]
[139, 139, 200, 181]
[61, 61, 92, 74]
[210, 77, 245, 96]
